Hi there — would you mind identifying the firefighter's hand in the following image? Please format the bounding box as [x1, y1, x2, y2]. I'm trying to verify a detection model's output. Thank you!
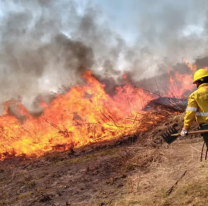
[180, 128, 188, 137]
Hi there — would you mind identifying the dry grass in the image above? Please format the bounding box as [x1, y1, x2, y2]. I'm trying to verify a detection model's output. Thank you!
[0, 114, 207, 206]
[112, 140, 208, 206]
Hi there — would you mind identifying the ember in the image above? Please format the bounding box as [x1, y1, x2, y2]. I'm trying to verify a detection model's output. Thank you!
[0, 64, 197, 160]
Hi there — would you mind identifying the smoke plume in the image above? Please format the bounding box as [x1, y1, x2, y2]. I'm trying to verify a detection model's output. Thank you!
[0, 0, 208, 113]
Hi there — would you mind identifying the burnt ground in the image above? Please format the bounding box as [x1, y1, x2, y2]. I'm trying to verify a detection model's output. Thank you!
[0, 113, 207, 206]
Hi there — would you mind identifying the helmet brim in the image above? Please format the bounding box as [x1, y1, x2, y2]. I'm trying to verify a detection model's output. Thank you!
[193, 74, 208, 84]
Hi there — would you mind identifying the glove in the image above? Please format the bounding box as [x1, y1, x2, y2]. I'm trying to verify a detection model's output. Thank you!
[180, 128, 188, 137]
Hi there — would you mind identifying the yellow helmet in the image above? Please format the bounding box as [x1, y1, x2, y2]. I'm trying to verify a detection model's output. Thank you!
[193, 68, 208, 84]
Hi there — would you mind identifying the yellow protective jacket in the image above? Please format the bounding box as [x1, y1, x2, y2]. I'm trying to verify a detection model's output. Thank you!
[184, 83, 208, 130]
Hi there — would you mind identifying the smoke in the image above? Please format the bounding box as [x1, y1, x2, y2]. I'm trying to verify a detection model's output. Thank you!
[0, 0, 208, 113]
[121, 0, 208, 80]
[0, 0, 130, 112]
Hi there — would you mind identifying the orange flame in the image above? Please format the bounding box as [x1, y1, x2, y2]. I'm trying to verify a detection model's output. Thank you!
[0, 63, 198, 159]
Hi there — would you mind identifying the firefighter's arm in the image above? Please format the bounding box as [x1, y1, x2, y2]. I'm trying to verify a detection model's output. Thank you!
[183, 94, 198, 130]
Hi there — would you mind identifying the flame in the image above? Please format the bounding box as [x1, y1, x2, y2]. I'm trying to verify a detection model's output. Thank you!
[0, 63, 198, 159]
[167, 71, 195, 98]
[183, 58, 197, 72]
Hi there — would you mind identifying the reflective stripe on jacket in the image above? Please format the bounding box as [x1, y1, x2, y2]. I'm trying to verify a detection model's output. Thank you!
[184, 83, 208, 130]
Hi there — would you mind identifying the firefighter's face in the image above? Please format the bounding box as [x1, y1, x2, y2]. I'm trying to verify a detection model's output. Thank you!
[196, 82, 200, 88]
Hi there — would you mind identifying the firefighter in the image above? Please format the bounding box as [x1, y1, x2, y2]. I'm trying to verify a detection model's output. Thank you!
[181, 68, 208, 147]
